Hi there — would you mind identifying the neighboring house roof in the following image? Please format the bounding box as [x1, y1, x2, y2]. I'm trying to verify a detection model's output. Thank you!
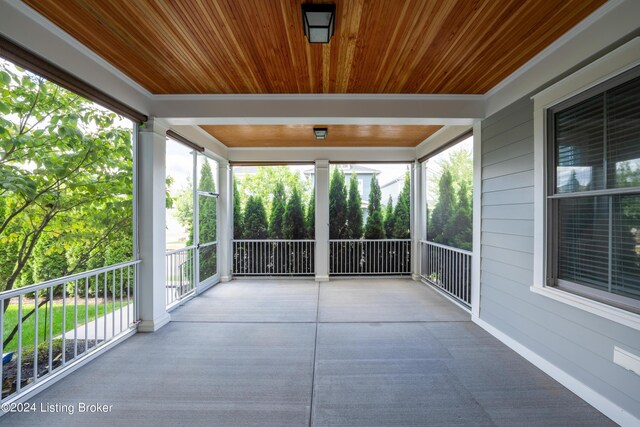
[380, 175, 405, 189]
[304, 164, 380, 175]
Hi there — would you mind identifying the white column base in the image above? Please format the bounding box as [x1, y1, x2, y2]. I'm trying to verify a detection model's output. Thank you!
[221, 275, 232, 282]
[315, 275, 329, 282]
[138, 312, 171, 333]
[412, 273, 421, 281]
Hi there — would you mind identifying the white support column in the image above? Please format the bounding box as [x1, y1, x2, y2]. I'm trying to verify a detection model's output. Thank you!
[471, 121, 482, 319]
[411, 160, 423, 280]
[137, 118, 171, 332]
[315, 160, 330, 281]
[219, 160, 232, 282]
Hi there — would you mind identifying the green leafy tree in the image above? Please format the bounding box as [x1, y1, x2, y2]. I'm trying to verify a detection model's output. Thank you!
[392, 173, 411, 239]
[429, 148, 472, 204]
[269, 182, 286, 239]
[329, 167, 348, 239]
[233, 179, 243, 239]
[283, 187, 306, 239]
[306, 190, 315, 239]
[346, 173, 363, 239]
[238, 166, 310, 217]
[243, 196, 268, 239]
[1, 59, 133, 348]
[172, 178, 194, 243]
[384, 196, 395, 239]
[364, 174, 385, 239]
[0, 60, 133, 300]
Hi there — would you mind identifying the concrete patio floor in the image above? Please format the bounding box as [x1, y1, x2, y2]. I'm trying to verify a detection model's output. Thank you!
[3, 279, 613, 426]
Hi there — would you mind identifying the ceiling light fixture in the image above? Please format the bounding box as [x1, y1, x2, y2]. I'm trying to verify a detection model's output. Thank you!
[302, 4, 336, 44]
[313, 127, 328, 140]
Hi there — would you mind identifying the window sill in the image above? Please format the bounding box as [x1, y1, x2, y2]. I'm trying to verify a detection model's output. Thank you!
[530, 285, 640, 331]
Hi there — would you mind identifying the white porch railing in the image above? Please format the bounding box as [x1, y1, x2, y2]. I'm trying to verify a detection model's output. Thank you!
[165, 246, 196, 309]
[420, 240, 471, 308]
[232, 240, 315, 276]
[330, 239, 412, 275]
[0, 260, 139, 404]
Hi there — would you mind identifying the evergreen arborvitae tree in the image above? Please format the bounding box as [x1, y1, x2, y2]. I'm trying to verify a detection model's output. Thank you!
[429, 169, 456, 244]
[198, 160, 217, 243]
[392, 172, 411, 239]
[444, 181, 472, 250]
[384, 196, 395, 239]
[364, 174, 385, 239]
[198, 160, 217, 278]
[346, 173, 363, 239]
[306, 190, 315, 239]
[329, 167, 348, 238]
[233, 179, 243, 239]
[283, 187, 306, 239]
[243, 196, 268, 239]
[269, 182, 286, 239]
[368, 172, 382, 213]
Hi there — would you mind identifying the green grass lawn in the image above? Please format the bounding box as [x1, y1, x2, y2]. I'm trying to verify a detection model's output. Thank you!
[2, 300, 130, 353]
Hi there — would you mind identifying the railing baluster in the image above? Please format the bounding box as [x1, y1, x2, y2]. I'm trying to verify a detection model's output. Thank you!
[48, 286, 53, 374]
[112, 269, 116, 339]
[85, 277, 89, 353]
[126, 266, 130, 327]
[74, 280, 78, 359]
[17, 295, 22, 392]
[62, 282, 67, 366]
[120, 268, 124, 333]
[103, 273, 108, 343]
[34, 291, 38, 383]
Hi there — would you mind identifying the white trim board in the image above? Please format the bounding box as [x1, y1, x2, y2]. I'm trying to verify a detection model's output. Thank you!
[473, 315, 639, 427]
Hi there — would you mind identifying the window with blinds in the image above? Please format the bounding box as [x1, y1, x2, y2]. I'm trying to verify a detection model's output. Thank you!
[547, 66, 640, 310]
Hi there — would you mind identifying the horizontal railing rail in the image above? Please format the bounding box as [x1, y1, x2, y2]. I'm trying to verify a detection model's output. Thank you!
[165, 246, 196, 308]
[233, 240, 315, 276]
[0, 260, 140, 404]
[329, 239, 411, 275]
[420, 240, 471, 308]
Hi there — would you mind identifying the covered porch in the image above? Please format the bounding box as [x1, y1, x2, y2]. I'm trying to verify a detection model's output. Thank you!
[1, 279, 611, 426]
[1, 0, 639, 424]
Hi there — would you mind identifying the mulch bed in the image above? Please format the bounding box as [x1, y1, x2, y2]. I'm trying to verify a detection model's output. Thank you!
[2, 339, 102, 397]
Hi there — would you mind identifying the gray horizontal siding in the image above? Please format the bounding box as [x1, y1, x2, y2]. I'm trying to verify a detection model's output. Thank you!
[482, 219, 533, 236]
[482, 204, 534, 220]
[482, 232, 533, 254]
[480, 96, 640, 420]
[483, 170, 534, 192]
[482, 153, 534, 179]
[482, 140, 533, 167]
[483, 187, 534, 205]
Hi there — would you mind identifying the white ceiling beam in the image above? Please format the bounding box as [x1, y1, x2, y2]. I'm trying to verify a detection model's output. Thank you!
[227, 146, 417, 163]
[157, 95, 483, 126]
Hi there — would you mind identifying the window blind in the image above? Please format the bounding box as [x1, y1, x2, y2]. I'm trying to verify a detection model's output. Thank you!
[549, 68, 640, 305]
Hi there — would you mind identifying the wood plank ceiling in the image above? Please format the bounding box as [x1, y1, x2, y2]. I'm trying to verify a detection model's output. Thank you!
[22, 0, 606, 147]
[24, 0, 606, 95]
[201, 124, 443, 147]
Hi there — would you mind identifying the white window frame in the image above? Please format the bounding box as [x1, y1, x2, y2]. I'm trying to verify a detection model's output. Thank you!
[531, 37, 640, 331]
